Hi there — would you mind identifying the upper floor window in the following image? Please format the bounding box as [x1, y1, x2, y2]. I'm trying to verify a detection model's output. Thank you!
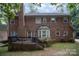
[42, 17, 47, 23]
[35, 17, 41, 24]
[63, 17, 68, 23]
[10, 20, 15, 24]
[51, 17, 56, 22]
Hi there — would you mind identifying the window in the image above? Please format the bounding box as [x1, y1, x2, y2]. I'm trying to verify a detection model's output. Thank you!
[38, 26, 50, 39]
[10, 31, 17, 36]
[27, 32, 32, 38]
[51, 17, 56, 22]
[63, 31, 68, 36]
[56, 31, 60, 36]
[38, 30, 50, 39]
[10, 20, 15, 24]
[42, 30, 47, 38]
[42, 17, 47, 23]
[35, 17, 41, 24]
[64, 17, 68, 23]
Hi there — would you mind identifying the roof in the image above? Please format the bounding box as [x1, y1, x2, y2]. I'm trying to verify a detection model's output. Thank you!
[24, 13, 70, 16]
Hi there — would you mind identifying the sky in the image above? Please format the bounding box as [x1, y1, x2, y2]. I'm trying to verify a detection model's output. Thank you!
[24, 3, 69, 14]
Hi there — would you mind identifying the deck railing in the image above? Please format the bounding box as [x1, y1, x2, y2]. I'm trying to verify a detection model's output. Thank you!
[8, 36, 42, 43]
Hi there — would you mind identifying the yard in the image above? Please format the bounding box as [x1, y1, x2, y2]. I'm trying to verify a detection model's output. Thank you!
[0, 42, 79, 56]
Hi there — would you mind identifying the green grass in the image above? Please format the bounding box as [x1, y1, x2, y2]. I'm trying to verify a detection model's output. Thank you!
[51, 43, 77, 56]
[75, 43, 79, 55]
[0, 46, 8, 55]
[0, 43, 79, 56]
[52, 43, 76, 49]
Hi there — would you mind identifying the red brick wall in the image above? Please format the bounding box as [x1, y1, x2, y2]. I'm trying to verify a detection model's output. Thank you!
[9, 15, 74, 42]
[24, 15, 73, 41]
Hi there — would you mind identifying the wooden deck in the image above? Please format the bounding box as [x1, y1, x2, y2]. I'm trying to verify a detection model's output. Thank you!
[8, 41, 44, 51]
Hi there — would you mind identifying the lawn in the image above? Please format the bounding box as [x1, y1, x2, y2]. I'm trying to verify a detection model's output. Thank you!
[0, 46, 8, 55]
[75, 42, 79, 55]
[0, 43, 79, 56]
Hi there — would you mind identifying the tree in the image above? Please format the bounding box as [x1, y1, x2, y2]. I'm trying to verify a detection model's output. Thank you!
[0, 3, 21, 24]
[0, 3, 57, 24]
[67, 3, 79, 31]
[53, 3, 79, 31]
[1, 3, 78, 31]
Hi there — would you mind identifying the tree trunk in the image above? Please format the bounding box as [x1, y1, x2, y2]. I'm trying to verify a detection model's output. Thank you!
[18, 3, 26, 37]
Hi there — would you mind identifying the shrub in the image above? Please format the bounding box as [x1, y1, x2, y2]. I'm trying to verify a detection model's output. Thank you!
[40, 38, 52, 47]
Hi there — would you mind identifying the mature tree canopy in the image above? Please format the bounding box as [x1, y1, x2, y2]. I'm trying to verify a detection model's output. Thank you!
[67, 3, 79, 31]
[0, 3, 21, 24]
[0, 3, 79, 32]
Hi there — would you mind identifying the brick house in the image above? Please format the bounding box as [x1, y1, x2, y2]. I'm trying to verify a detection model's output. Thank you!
[9, 4, 74, 43]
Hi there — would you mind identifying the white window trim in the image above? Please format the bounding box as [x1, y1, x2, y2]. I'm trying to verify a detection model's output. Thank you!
[42, 17, 47, 23]
[31, 32, 32, 37]
[38, 26, 50, 39]
[38, 30, 41, 38]
[35, 17, 41, 24]
[38, 29, 50, 39]
[46, 30, 50, 38]
[51, 17, 56, 22]
[27, 32, 32, 37]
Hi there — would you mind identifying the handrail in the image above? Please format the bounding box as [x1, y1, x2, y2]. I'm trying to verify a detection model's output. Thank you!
[8, 36, 42, 43]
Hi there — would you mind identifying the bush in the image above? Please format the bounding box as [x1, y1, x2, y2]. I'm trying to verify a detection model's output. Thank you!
[68, 39, 75, 43]
[40, 38, 52, 47]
